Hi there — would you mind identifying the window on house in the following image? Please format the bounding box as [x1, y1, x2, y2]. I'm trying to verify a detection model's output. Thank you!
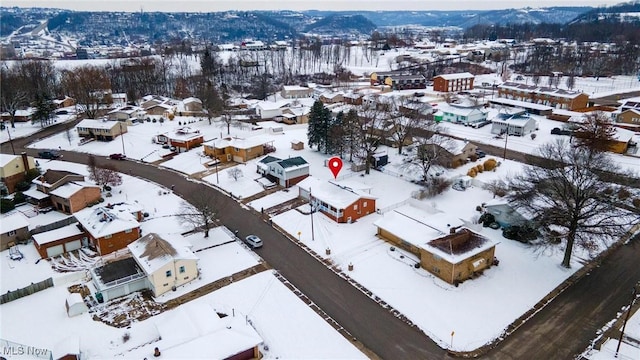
[166, 270, 172, 277]
[363, 202, 367, 207]
[125, 229, 132, 233]
[8, 230, 16, 236]
[104, 234, 112, 239]
[179, 266, 185, 273]
[353, 204, 358, 210]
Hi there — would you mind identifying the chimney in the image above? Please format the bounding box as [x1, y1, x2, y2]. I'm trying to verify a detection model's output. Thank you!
[450, 225, 462, 234]
[21, 152, 29, 174]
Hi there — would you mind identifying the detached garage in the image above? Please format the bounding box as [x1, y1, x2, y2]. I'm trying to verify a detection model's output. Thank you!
[33, 223, 87, 258]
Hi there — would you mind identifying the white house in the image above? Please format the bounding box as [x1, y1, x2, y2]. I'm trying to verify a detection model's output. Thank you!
[254, 100, 292, 120]
[127, 233, 199, 297]
[491, 109, 538, 136]
[257, 155, 310, 187]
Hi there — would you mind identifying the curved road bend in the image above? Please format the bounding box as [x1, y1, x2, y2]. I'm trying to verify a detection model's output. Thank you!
[3, 129, 447, 359]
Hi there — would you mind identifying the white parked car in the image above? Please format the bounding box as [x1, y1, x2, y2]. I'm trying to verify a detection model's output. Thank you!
[245, 235, 263, 249]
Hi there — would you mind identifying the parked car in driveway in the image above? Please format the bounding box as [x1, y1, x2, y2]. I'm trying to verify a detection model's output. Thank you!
[38, 150, 61, 159]
[109, 153, 126, 160]
[551, 127, 572, 136]
[245, 235, 263, 249]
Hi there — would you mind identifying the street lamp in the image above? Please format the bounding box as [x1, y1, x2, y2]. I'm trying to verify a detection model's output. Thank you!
[615, 282, 640, 358]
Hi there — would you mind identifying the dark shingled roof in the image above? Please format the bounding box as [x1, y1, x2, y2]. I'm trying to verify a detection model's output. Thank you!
[278, 156, 308, 168]
[428, 228, 490, 256]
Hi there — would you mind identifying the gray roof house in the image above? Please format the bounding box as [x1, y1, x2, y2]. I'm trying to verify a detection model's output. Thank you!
[257, 156, 310, 188]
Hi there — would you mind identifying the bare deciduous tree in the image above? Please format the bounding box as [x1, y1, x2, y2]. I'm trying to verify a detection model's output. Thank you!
[507, 139, 639, 268]
[61, 65, 112, 119]
[177, 187, 221, 238]
[572, 112, 618, 153]
[228, 167, 243, 181]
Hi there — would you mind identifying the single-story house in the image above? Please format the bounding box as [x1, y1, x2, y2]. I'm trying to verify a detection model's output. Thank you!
[148, 301, 263, 360]
[491, 109, 538, 136]
[281, 85, 313, 99]
[53, 96, 75, 109]
[424, 135, 478, 167]
[91, 256, 147, 302]
[374, 204, 496, 285]
[203, 136, 267, 163]
[76, 119, 127, 141]
[298, 176, 376, 223]
[167, 127, 204, 152]
[617, 109, 640, 125]
[145, 102, 173, 117]
[0, 212, 30, 250]
[32, 222, 87, 258]
[0, 152, 37, 194]
[107, 106, 144, 122]
[279, 107, 310, 124]
[128, 233, 199, 297]
[437, 103, 488, 124]
[74, 205, 141, 255]
[254, 100, 292, 120]
[178, 97, 204, 116]
[257, 155, 310, 187]
[1, 108, 34, 122]
[319, 92, 344, 104]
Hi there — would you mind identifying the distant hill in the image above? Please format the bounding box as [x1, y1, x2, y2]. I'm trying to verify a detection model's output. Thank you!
[568, 1, 640, 24]
[302, 14, 376, 35]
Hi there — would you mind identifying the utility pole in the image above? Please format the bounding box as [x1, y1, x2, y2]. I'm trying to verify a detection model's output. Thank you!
[309, 188, 315, 241]
[119, 122, 126, 156]
[6, 126, 15, 155]
[615, 284, 639, 357]
[502, 128, 509, 161]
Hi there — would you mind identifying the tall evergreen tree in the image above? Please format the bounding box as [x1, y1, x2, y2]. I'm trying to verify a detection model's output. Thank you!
[32, 93, 56, 128]
[307, 100, 330, 152]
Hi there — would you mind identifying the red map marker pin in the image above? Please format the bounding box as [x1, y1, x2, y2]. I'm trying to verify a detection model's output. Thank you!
[328, 157, 343, 179]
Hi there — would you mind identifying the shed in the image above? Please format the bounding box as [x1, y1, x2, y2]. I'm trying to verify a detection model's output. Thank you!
[65, 293, 88, 317]
[291, 139, 304, 150]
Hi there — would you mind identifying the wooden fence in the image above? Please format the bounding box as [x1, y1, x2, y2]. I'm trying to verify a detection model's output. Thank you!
[0, 277, 54, 304]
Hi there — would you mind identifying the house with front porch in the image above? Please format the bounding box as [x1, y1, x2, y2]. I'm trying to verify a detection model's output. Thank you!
[297, 176, 376, 223]
[257, 155, 309, 187]
[74, 205, 141, 255]
[76, 119, 127, 141]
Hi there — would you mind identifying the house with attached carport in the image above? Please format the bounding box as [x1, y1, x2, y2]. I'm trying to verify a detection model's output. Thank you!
[0, 212, 30, 250]
[32, 222, 87, 258]
[257, 155, 310, 187]
[74, 205, 141, 255]
[297, 176, 376, 223]
[374, 204, 497, 285]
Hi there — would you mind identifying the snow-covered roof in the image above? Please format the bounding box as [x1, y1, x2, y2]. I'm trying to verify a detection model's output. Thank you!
[22, 188, 49, 200]
[169, 127, 203, 141]
[283, 85, 310, 91]
[1, 212, 30, 232]
[107, 105, 143, 115]
[425, 228, 496, 264]
[255, 100, 291, 111]
[182, 97, 202, 105]
[374, 205, 464, 251]
[74, 206, 140, 239]
[490, 97, 553, 111]
[297, 177, 376, 209]
[32, 222, 83, 245]
[436, 72, 474, 80]
[76, 119, 120, 130]
[205, 136, 267, 149]
[49, 181, 99, 199]
[499, 82, 586, 99]
[438, 103, 488, 117]
[0, 154, 21, 168]
[128, 233, 197, 274]
[429, 134, 473, 155]
[151, 301, 262, 359]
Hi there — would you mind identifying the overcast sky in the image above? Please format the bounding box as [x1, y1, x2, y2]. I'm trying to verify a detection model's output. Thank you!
[1, 0, 624, 12]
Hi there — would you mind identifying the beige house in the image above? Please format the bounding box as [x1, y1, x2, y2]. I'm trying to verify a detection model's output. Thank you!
[0, 153, 36, 194]
[76, 119, 127, 141]
[127, 233, 199, 297]
[374, 204, 497, 285]
[203, 136, 267, 163]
